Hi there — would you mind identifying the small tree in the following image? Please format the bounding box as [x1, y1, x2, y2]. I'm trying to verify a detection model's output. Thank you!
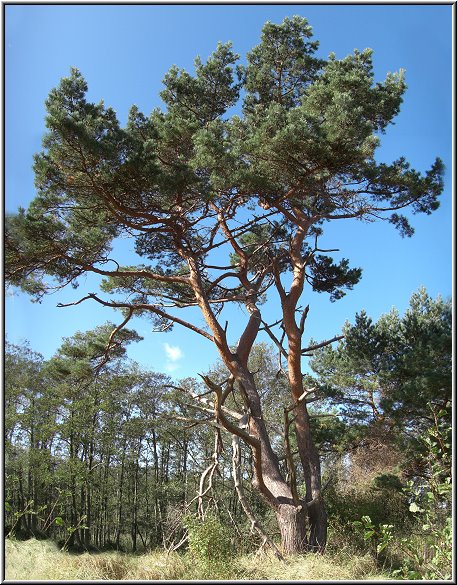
[6, 17, 443, 553]
[310, 288, 451, 457]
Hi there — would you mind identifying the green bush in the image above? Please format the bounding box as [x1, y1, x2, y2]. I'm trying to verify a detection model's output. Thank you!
[352, 406, 452, 580]
[184, 513, 235, 572]
[325, 475, 409, 533]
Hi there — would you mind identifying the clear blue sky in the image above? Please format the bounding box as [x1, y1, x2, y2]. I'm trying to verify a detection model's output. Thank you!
[4, 4, 453, 378]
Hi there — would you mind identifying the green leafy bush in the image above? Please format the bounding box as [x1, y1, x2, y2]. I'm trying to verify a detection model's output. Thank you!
[184, 513, 235, 573]
[353, 406, 452, 580]
[325, 469, 409, 538]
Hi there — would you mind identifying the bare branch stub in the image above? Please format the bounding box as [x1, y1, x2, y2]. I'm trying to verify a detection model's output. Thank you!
[299, 305, 310, 335]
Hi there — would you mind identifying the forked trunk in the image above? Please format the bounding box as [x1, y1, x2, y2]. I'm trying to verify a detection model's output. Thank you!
[225, 362, 309, 555]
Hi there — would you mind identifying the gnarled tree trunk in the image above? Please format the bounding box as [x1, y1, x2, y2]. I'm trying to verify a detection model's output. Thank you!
[276, 503, 307, 555]
[187, 243, 325, 555]
[202, 362, 310, 555]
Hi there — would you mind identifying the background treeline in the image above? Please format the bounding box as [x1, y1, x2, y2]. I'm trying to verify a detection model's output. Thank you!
[5, 324, 217, 552]
[4, 288, 452, 579]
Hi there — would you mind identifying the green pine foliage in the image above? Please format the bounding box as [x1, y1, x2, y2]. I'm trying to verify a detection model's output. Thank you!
[6, 17, 443, 304]
[310, 287, 451, 443]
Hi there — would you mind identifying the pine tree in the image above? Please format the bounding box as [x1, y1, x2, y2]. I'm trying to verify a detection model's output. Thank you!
[310, 288, 451, 465]
[5, 17, 443, 553]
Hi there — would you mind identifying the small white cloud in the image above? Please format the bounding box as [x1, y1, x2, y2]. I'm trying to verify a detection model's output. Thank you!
[164, 343, 183, 362]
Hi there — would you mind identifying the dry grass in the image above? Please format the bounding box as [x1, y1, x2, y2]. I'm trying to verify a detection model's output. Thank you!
[5, 538, 131, 580]
[237, 549, 389, 581]
[4, 537, 391, 581]
[4, 539, 202, 581]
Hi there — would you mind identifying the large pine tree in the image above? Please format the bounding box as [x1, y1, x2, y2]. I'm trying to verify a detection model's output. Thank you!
[6, 17, 443, 553]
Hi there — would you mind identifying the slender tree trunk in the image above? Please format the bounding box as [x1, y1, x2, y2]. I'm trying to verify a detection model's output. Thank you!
[80, 482, 88, 549]
[102, 452, 111, 548]
[68, 422, 83, 549]
[83, 406, 98, 549]
[28, 408, 38, 535]
[294, 406, 327, 550]
[182, 439, 188, 503]
[115, 446, 126, 550]
[144, 455, 150, 549]
[17, 472, 28, 535]
[151, 430, 159, 482]
[131, 441, 142, 553]
[161, 441, 170, 483]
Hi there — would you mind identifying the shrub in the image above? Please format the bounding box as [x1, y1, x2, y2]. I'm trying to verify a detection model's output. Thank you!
[184, 512, 235, 573]
[353, 405, 452, 580]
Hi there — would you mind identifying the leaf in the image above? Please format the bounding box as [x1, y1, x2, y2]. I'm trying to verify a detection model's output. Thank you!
[363, 529, 375, 540]
[409, 502, 424, 513]
[5, 502, 11, 512]
[437, 483, 451, 495]
[55, 516, 64, 526]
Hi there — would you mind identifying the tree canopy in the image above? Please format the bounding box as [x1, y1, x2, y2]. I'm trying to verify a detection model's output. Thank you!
[6, 16, 442, 308]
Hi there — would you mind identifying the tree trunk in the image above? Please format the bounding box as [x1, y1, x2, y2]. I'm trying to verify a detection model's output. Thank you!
[232, 433, 284, 558]
[307, 496, 327, 552]
[131, 442, 141, 553]
[283, 291, 328, 552]
[276, 503, 307, 555]
[115, 440, 127, 550]
[187, 253, 310, 555]
[294, 405, 327, 551]
[223, 362, 309, 554]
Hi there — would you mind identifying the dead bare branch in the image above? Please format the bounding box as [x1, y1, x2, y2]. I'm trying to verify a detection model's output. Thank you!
[301, 335, 344, 354]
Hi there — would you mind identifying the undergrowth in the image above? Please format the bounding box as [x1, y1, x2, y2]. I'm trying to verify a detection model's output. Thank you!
[4, 537, 391, 581]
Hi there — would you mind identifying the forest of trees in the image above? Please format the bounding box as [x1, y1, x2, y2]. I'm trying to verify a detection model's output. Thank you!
[4, 15, 451, 580]
[5, 289, 452, 579]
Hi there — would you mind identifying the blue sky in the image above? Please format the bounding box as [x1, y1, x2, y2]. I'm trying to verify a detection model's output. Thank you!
[4, 4, 453, 379]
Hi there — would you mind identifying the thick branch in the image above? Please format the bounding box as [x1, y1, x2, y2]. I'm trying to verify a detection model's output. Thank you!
[199, 375, 279, 510]
[82, 264, 190, 285]
[283, 408, 300, 506]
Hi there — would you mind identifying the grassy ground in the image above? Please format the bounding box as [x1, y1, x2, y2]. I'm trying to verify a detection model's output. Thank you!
[4, 537, 391, 581]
